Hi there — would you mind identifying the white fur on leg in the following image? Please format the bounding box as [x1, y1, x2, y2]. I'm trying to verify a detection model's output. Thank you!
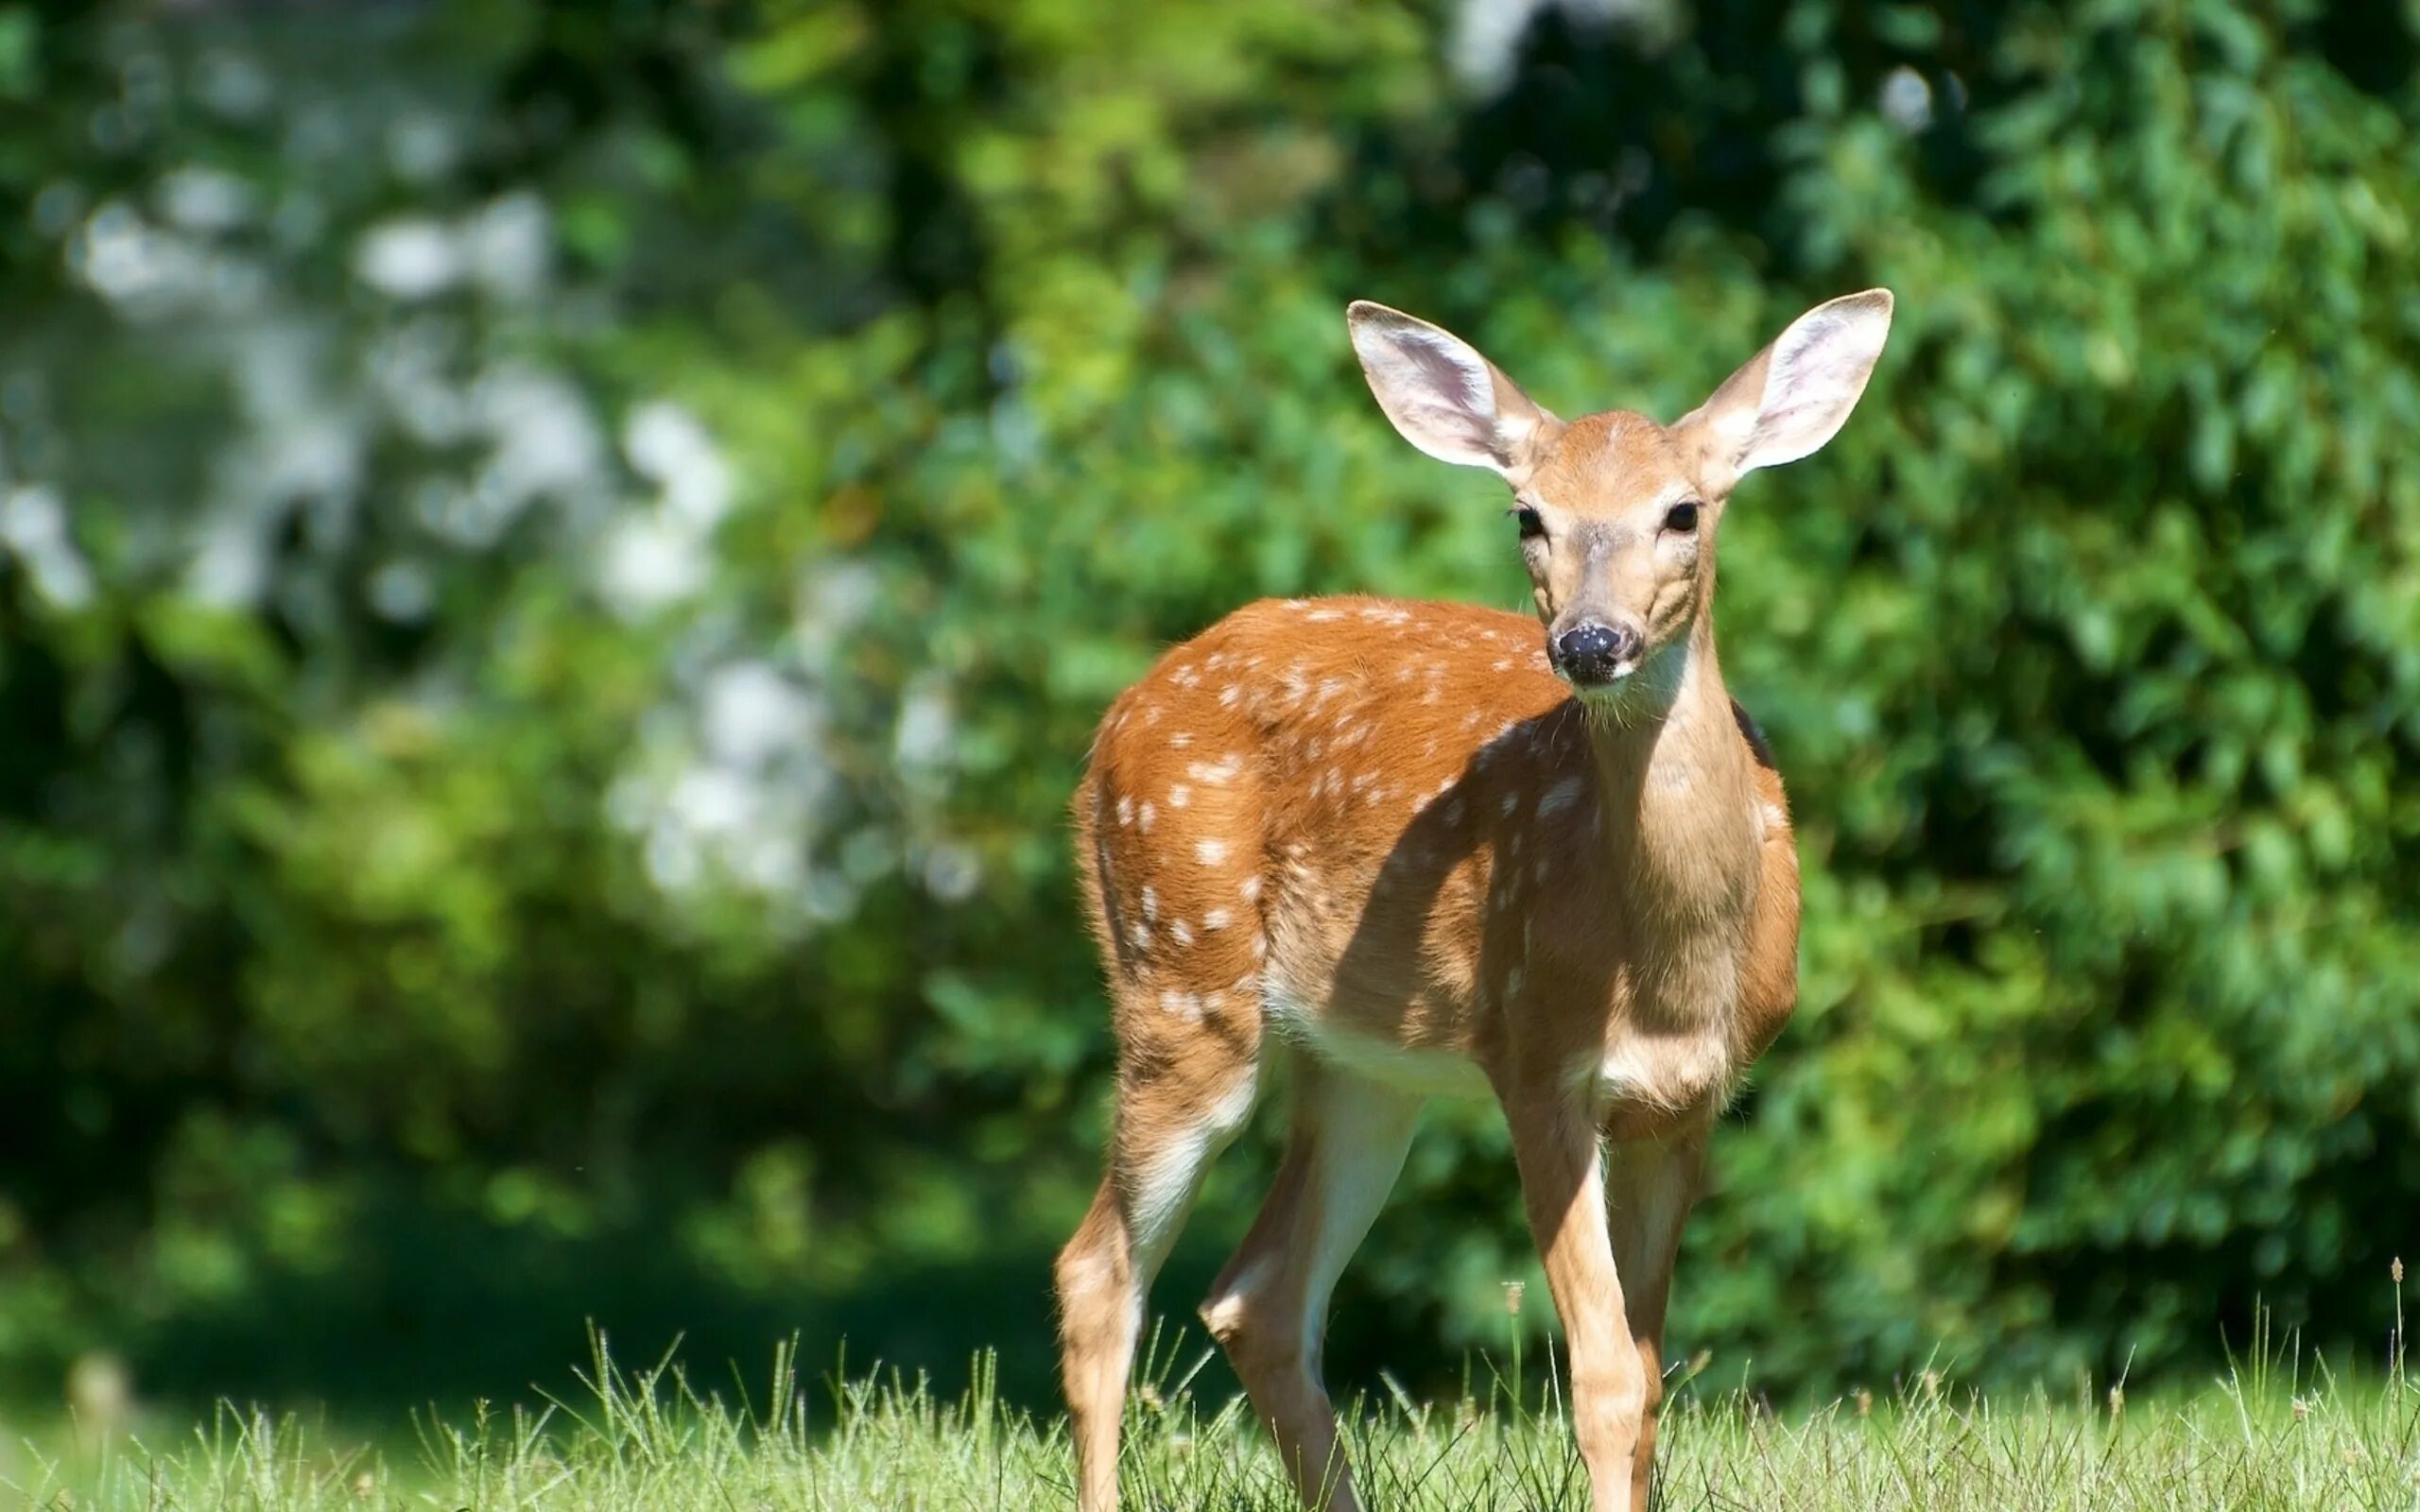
[1201, 1070, 1424, 1371]
[1123, 1069, 1261, 1283]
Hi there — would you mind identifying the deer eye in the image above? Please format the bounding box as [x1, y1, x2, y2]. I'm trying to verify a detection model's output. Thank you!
[1663, 501, 1701, 534]
[1511, 506, 1545, 540]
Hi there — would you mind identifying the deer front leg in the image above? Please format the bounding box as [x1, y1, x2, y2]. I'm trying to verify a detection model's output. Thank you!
[1605, 1125, 1708, 1511]
[1498, 1084, 1648, 1512]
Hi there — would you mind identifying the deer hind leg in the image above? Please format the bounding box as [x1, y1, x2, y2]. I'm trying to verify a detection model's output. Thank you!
[1199, 1057, 1423, 1512]
[1605, 1125, 1708, 1512]
[1056, 1011, 1262, 1512]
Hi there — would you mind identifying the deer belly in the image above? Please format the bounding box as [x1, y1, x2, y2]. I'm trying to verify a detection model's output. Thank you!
[1265, 987, 1494, 1099]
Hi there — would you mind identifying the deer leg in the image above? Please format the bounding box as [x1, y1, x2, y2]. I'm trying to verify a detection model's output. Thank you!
[1604, 1125, 1708, 1511]
[1200, 1058, 1423, 1512]
[1499, 1085, 1647, 1512]
[1057, 1036, 1260, 1512]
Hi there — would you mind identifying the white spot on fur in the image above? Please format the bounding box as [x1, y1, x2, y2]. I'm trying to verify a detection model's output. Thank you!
[1188, 754, 1245, 783]
[1170, 919, 1195, 946]
[1169, 784, 1191, 808]
[1202, 907, 1233, 931]
[1139, 802, 1157, 833]
[1197, 838, 1229, 865]
[1238, 875, 1263, 902]
[1117, 796, 1134, 827]
[1141, 885, 1160, 920]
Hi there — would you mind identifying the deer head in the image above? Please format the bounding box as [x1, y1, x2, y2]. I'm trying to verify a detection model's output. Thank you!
[1348, 290, 1893, 701]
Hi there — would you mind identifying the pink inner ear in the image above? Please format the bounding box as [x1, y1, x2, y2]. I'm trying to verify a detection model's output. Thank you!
[1359, 323, 1512, 467]
[1400, 337, 1492, 414]
[1741, 306, 1888, 471]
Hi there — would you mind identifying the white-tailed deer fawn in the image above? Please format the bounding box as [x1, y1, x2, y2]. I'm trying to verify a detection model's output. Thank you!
[1055, 289, 1893, 1511]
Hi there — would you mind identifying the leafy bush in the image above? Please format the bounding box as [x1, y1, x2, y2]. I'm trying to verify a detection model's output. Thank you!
[0, 0, 2414, 1406]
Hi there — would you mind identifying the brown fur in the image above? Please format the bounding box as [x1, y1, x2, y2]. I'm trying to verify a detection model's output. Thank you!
[1057, 289, 1889, 1512]
[1055, 590, 1796, 1511]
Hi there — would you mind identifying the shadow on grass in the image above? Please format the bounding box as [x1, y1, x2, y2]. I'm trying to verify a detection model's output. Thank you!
[110, 1188, 1323, 1422]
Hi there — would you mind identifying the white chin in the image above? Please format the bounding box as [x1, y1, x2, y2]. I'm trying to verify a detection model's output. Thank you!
[1572, 662, 1641, 696]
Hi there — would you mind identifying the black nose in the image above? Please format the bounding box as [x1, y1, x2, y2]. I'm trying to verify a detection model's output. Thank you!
[1553, 621, 1643, 684]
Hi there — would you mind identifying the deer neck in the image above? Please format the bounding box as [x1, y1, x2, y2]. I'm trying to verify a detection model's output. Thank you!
[1580, 616, 1761, 914]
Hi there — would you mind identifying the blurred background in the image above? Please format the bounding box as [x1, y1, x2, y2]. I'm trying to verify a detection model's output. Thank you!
[2, 0, 2416, 1426]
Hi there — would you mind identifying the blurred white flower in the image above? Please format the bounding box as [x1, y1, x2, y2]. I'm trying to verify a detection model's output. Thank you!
[387, 112, 459, 183]
[184, 513, 268, 608]
[1881, 66, 1935, 133]
[254, 412, 361, 506]
[596, 513, 709, 614]
[369, 321, 472, 445]
[1450, 0, 1649, 94]
[796, 561, 880, 660]
[702, 662, 821, 770]
[474, 366, 604, 516]
[463, 192, 551, 300]
[368, 559, 434, 622]
[731, 822, 808, 896]
[623, 758, 815, 902]
[923, 842, 982, 902]
[666, 765, 755, 840]
[894, 679, 956, 771]
[0, 486, 95, 609]
[354, 217, 460, 300]
[194, 48, 273, 119]
[157, 166, 253, 234]
[624, 401, 733, 528]
[73, 201, 214, 316]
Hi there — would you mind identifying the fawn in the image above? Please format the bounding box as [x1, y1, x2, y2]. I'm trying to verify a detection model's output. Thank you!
[1055, 289, 1894, 1512]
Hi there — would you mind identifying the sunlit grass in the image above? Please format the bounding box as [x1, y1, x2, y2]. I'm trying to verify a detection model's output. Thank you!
[5, 1321, 2416, 1510]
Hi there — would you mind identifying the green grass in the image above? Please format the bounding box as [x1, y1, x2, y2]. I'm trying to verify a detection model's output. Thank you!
[5, 1328, 2416, 1511]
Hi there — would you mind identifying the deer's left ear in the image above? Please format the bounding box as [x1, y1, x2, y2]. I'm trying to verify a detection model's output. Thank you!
[1674, 289, 1893, 496]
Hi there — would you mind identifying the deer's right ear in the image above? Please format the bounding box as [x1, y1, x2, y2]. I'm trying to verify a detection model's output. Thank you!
[1347, 301, 1557, 479]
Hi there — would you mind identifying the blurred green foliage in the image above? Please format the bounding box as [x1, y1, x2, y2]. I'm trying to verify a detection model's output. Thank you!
[1, 0, 2416, 1410]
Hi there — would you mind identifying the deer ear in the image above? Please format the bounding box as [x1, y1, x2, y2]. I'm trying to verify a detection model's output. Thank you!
[1676, 288, 1893, 494]
[1347, 301, 1557, 478]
